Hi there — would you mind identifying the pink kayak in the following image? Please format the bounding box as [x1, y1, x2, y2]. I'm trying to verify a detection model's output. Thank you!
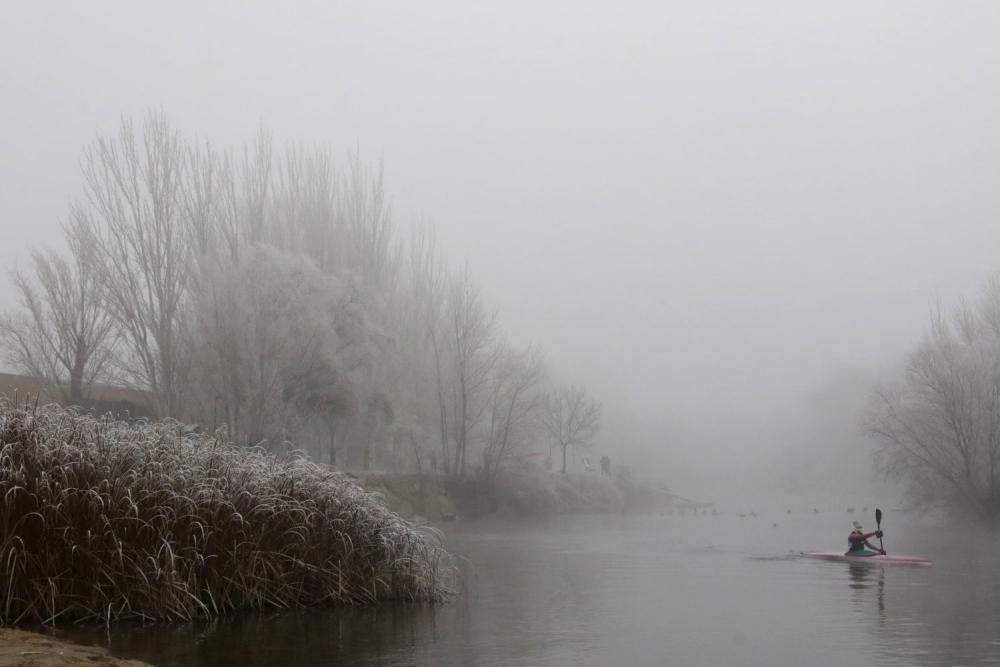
[801, 551, 932, 565]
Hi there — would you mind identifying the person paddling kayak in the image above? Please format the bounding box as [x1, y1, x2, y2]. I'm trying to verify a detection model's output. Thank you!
[847, 521, 885, 556]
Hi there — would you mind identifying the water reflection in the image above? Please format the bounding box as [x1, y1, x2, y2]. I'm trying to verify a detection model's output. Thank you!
[846, 562, 885, 621]
[53, 605, 448, 667]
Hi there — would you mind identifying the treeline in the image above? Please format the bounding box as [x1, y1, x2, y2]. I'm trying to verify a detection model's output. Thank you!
[868, 276, 1000, 523]
[0, 113, 600, 481]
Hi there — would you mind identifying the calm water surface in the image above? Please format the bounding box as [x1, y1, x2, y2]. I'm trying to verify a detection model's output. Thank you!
[56, 509, 1000, 666]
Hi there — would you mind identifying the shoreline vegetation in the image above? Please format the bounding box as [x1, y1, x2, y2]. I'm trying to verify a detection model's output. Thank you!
[0, 404, 671, 664]
[0, 404, 454, 626]
[0, 401, 671, 613]
[362, 467, 675, 522]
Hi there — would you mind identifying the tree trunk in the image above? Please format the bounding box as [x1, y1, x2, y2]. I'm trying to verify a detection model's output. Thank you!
[429, 331, 450, 477]
[561, 443, 567, 474]
[68, 356, 85, 406]
[456, 375, 468, 480]
[328, 420, 338, 467]
[364, 416, 374, 470]
[409, 432, 422, 475]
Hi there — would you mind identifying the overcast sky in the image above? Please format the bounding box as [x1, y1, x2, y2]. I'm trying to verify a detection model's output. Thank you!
[4, 1, 1000, 498]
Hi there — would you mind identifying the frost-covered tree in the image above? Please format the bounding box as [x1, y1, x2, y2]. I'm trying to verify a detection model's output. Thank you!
[188, 245, 353, 447]
[868, 276, 1000, 522]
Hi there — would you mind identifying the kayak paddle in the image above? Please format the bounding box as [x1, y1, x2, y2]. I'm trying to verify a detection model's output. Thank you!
[875, 507, 885, 553]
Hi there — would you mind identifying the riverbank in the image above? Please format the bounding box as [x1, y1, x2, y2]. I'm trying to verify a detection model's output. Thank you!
[361, 465, 673, 522]
[0, 629, 149, 666]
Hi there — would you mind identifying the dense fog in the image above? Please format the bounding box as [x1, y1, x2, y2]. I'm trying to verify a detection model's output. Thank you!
[5, 2, 1000, 505]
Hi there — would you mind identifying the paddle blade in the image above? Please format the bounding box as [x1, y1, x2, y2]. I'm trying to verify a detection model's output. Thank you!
[876, 508, 882, 527]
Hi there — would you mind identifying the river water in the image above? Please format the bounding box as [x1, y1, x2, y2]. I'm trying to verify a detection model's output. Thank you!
[55, 507, 1000, 666]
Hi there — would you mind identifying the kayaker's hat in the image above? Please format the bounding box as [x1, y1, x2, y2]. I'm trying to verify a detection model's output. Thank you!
[851, 520, 863, 533]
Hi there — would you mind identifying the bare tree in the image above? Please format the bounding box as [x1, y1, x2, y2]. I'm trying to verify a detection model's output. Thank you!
[79, 113, 191, 416]
[482, 343, 545, 481]
[444, 267, 498, 480]
[240, 127, 274, 248]
[339, 150, 394, 287]
[275, 144, 336, 269]
[868, 276, 1000, 522]
[403, 225, 452, 474]
[541, 385, 602, 474]
[0, 218, 117, 404]
[180, 139, 221, 263]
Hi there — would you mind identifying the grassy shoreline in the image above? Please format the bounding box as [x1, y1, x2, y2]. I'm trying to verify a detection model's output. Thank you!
[0, 405, 454, 625]
[362, 467, 674, 522]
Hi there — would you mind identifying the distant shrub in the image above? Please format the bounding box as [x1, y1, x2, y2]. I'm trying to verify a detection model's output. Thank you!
[0, 405, 453, 624]
[494, 470, 560, 515]
[552, 473, 624, 513]
[491, 469, 623, 515]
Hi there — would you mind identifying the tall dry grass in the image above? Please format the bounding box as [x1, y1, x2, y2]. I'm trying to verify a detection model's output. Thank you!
[0, 403, 453, 624]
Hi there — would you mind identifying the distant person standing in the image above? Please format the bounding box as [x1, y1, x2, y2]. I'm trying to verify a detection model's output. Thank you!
[600, 455, 611, 476]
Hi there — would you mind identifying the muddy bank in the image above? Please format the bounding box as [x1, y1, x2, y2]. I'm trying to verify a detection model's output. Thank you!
[0, 629, 149, 667]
